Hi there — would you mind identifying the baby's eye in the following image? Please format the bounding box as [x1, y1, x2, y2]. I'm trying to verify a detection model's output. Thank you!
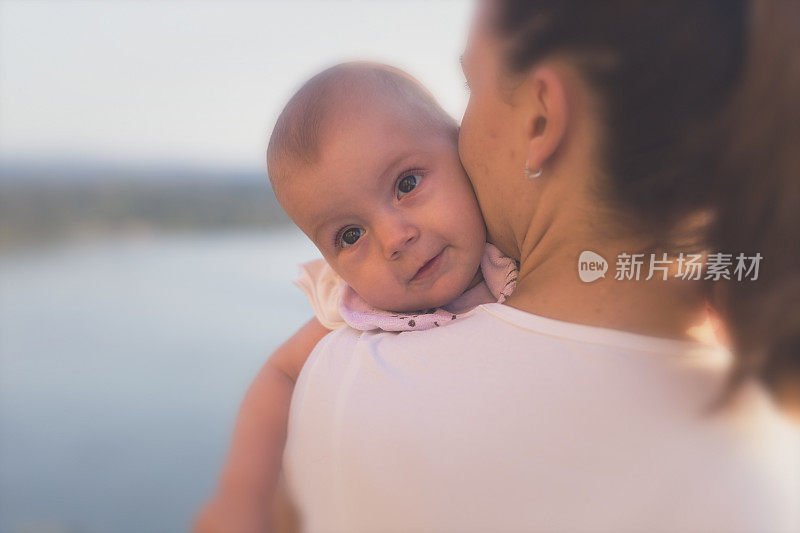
[337, 227, 364, 248]
[397, 173, 423, 199]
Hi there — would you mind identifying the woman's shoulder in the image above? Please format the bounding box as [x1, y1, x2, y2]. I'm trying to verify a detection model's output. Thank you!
[298, 301, 726, 374]
[291, 308, 496, 408]
[289, 308, 800, 533]
[299, 304, 501, 363]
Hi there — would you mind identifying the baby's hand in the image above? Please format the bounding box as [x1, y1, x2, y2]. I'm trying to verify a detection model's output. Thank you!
[194, 319, 320, 533]
[193, 492, 273, 533]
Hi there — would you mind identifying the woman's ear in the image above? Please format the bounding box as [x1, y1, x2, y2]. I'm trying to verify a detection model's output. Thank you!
[523, 65, 569, 173]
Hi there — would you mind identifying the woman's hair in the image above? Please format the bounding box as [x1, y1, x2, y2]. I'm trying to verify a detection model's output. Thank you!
[492, 0, 800, 409]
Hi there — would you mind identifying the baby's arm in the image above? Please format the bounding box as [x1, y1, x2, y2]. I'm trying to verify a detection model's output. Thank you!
[195, 317, 330, 533]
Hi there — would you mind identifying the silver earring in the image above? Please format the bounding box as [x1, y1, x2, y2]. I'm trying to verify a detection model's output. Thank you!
[524, 164, 543, 181]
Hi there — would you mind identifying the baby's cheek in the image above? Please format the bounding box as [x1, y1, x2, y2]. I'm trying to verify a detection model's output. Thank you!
[351, 275, 403, 311]
[449, 195, 486, 246]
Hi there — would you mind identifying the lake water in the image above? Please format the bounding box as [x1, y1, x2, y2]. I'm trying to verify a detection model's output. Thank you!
[0, 229, 320, 533]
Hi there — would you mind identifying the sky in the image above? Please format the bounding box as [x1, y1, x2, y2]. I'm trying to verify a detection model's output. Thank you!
[0, 0, 474, 173]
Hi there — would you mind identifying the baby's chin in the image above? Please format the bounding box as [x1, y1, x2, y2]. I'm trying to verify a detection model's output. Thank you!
[366, 278, 470, 314]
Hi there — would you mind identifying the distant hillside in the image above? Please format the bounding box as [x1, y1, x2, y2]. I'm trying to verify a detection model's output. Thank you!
[0, 163, 292, 248]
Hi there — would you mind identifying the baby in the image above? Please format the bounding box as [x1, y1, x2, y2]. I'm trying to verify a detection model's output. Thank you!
[195, 62, 517, 532]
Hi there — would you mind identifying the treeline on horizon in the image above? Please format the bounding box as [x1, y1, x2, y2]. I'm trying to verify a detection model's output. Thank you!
[0, 172, 291, 248]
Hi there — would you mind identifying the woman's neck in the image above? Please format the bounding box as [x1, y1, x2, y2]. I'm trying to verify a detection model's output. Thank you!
[503, 221, 710, 343]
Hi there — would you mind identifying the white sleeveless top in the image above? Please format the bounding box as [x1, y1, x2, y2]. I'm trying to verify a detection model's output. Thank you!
[284, 303, 800, 533]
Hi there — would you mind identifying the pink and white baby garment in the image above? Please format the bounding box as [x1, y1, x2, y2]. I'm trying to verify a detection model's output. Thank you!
[294, 243, 518, 332]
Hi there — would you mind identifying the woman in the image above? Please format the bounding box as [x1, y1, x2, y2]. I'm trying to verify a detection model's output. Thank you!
[285, 0, 799, 531]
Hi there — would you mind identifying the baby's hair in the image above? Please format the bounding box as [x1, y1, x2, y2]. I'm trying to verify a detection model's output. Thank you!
[267, 62, 457, 192]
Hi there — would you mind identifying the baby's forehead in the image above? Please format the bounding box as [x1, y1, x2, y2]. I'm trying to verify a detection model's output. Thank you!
[268, 63, 458, 226]
[320, 79, 453, 158]
[319, 98, 427, 151]
[278, 119, 445, 230]
[293, 112, 430, 192]
[268, 63, 455, 179]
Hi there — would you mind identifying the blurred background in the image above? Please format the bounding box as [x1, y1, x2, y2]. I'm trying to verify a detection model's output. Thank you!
[0, 1, 471, 531]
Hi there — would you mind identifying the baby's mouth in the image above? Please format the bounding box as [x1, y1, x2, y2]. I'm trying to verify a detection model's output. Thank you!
[410, 248, 446, 283]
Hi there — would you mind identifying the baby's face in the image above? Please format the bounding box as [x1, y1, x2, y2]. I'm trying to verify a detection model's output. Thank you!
[280, 103, 486, 312]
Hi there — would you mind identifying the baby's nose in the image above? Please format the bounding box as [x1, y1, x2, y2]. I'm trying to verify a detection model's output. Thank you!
[379, 222, 419, 261]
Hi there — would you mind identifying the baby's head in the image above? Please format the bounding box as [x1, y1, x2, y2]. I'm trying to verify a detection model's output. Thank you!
[268, 62, 485, 312]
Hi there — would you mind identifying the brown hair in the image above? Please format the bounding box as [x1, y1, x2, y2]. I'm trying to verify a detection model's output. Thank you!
[493, 0, 800, 409]
[711, 0, 800, 410]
